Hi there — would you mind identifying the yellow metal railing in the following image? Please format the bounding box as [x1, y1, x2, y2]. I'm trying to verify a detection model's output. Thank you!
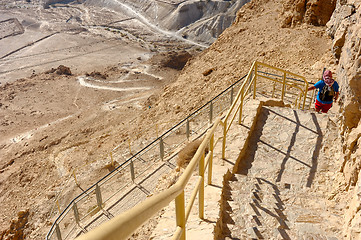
[221, 61, 310, 159]
[74, 61, 312, 240]
[75, 117, 221, 240]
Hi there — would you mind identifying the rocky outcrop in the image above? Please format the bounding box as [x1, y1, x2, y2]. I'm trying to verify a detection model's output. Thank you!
[327, 1, 361, 239]
[280, 0, 337, 27]
[327, 2, 356, 60]
[0, 210, 30, 240]
[158, 51, 192, 70]
[45, 65, 72, 75]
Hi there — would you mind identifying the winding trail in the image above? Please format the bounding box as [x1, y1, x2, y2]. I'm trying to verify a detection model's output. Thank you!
[77, 76, 152, 92]
[77, 63, 163, 91]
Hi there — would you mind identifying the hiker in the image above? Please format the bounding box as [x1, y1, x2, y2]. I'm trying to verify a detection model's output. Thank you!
[308, 70, 339, 113]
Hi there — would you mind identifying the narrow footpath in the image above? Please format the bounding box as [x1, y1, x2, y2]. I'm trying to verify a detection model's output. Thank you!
[217, 105, 344, 239]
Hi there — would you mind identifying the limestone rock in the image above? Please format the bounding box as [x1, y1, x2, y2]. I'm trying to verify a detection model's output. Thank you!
[332, 1, 361, 238]
[344, 171, 361, 239]
[327, 1, 357, 60]
[280, 0, 336, 27]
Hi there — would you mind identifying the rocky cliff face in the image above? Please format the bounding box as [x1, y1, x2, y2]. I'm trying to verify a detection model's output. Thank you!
[327, 0, 361, 239]
[160, 0, 250, 43]
[280, 0, 336, 27]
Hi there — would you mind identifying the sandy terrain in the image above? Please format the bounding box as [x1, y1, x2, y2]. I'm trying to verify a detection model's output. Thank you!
[0, 1, 205, 239]
[0, 0, 339, 239]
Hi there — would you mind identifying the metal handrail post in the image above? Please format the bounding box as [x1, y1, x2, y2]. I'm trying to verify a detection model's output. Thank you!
[209, 102, 213, 124]
[239, 100, 243, 124]
[73, 170, 79, 186]
[253, 64, 257, 99]
[95, 184, 102, 209]
[160, 137, 164, 160]
[295, 88, 301, 109]
[199, 151, 205, 219]
[207, 134, 214, 185]
[55, 223, 62, 240]
[73, 202, 80, 225]
[175, 191, 186, 240]
[302, 81, 309, 110]
[281, 72, 286, 102]
[186, 119, 190, 140]
[110, 152, 114, 167]
[56, 200, 61, 214]
[249, 70, 253, 94]
[238, 87, 244, 124]
[130, 160, 135, 182]
[222, 119, 227, 159]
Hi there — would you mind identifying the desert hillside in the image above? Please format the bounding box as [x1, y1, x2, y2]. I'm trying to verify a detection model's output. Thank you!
[1, 0, 361, 239]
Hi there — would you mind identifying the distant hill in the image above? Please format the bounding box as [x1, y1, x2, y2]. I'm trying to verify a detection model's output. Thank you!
[44, 0, 250, 44]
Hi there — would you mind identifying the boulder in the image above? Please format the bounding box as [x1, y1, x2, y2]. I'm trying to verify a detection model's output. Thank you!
[55, 65, 72, 76]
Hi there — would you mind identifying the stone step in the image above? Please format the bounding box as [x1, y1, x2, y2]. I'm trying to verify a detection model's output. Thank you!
[218, 105, 343, 239]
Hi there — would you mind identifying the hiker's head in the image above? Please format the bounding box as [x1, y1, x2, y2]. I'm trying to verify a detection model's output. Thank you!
[323, 70, 332, 80]
[323, 70, 334, 86]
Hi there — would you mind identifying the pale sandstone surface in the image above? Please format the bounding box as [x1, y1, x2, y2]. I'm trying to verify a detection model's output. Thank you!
[2, 0, 361, 239]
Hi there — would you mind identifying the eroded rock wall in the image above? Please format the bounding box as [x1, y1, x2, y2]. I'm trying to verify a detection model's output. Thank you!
[177, 0, 250, 44]
[280, 0, 337, 27]
[327, 1, 361, 239]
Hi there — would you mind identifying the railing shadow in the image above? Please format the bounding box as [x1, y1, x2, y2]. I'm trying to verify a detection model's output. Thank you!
[276, 110, 300, 183]
[228, 105, 324, 238]
[236, 107, 269, 175]
[236, 106, 322, 187]
[307, 113, 322, 187]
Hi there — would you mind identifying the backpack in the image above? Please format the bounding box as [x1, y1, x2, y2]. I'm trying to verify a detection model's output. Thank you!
[319, 82, 335, 102]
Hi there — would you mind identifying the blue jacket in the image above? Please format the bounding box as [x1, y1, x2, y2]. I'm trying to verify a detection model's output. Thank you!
[314, 80, 339, 104]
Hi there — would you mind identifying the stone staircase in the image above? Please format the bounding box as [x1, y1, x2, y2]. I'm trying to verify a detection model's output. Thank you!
[216, 105, 344, 240]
